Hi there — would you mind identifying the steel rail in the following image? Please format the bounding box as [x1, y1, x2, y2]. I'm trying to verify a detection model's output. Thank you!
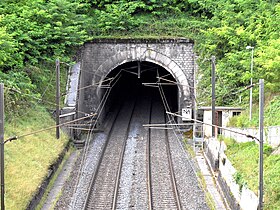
[82, 102, 123, 210]
[112, 98, 137, 210]
[146, 96, 153, 210]
[83, 97, 137, 210]
[164, 116, 182, 210]
[158, 81, 182, 209]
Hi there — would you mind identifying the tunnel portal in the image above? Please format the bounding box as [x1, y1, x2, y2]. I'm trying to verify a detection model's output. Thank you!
[102, 61, 178, 116]
[71, 38, 196, 127]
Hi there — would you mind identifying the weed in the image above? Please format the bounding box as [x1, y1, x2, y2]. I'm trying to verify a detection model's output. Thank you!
[223, 139, 280, 209]
[4, 105, 69, 209]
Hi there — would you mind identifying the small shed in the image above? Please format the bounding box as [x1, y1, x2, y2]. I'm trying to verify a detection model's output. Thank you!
[197, 106, 244, 137]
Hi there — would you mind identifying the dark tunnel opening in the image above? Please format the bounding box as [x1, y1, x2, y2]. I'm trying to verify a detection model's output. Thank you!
[100, 61, 178, 121]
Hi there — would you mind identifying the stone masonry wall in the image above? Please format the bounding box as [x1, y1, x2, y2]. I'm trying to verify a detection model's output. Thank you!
[77, 38, 195, 122]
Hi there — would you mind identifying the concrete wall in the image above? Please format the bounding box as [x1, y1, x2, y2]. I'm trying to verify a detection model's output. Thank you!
[223, 126, 280, 148]
[205, 138, 259, 210]
[77, 38, 196, 122]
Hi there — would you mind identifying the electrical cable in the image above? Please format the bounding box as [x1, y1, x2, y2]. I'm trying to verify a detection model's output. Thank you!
[4, 113, 96, 144]
[70, 72, 122, 208]
[60, 77, 114, 97]
[166, 112, 259, 142]
[156, 80, 210, 198]
[8, 87, 94, 117]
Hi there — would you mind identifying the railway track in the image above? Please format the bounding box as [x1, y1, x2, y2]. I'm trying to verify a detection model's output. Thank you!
[77, 88, 209, 210]
[147, 97, 182, 210]
[83, 97, 136, 210]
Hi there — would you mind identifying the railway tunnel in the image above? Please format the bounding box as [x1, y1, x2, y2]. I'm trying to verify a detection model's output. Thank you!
[64, 38, 197, 138]
[102, 61, 178, 119]
[60, 39, 212, 210]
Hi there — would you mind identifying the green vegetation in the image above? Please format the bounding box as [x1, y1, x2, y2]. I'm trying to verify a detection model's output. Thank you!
[1, 0, 279, 112]
[0, 0, 279, 208]
[4, 106, 69, 209]
[35, 146, 75, 210]
[228, 94, 280, 127]
[222, 137, 280, 210]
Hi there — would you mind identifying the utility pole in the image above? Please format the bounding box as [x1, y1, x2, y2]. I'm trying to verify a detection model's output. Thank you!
[56, 59, 60, 139]
[137, 61, 141, 79]
[259, 79, 264, 210]
[211, 56, 216, 137]
[0, 83, 5, 210]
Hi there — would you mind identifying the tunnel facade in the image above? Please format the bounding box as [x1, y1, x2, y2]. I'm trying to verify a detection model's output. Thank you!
[77, 38, 196, 122]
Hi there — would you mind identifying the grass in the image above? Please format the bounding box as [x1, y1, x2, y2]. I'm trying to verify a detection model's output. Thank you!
[35, 146, 75, 210]
[182, 137, 196, 158]
[4, 105, 69, 210]
[89, 13, 208, 40]
[222, 137, 280, 210]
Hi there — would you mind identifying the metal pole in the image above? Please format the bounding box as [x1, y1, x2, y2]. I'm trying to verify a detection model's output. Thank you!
[0, 83, 5, 210]
[259, 79, 264, 210]
[193, 56, 197, 140]
[137, 61, 141, 79]
[211, 56, 216, 137]
[56, 59, 60, 139]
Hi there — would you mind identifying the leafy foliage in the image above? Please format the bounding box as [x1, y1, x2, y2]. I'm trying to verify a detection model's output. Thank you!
[196, 0, 280, 105]
[0, 0, 88, 115]
[90, 1, 146, 34]
[0, 0, 279, 118]
[0, 70, 40, 118]
[0, 0, 89, 67]
[0, 21, 18, 68]
[222, 137, 280, 210]
[228, 94, 280, 127]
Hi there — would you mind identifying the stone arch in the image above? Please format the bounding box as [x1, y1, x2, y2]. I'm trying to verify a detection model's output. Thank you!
[94, 48, 191, 106]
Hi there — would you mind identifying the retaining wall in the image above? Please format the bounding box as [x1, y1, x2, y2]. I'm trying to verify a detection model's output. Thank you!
[222, 126, 280, 148]
[204, 138, 259, 210]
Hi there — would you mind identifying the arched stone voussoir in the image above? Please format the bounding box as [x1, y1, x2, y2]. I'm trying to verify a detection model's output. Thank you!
[79, 39, 195, 119]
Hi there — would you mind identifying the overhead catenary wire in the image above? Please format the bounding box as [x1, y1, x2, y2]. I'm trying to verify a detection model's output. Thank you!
[4, 113, 97, 144]
[166, 111, 260, 142]
[60, 77, 114, 97]
[71, 73, 122, 206]
[220, 82, 260, 100]
[70, 71, 122, 208]
[8, 87, 94, 117]
[156, 75, 201, 107]
[156, 76, 206, 198]
[157, 76, 196, 89]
